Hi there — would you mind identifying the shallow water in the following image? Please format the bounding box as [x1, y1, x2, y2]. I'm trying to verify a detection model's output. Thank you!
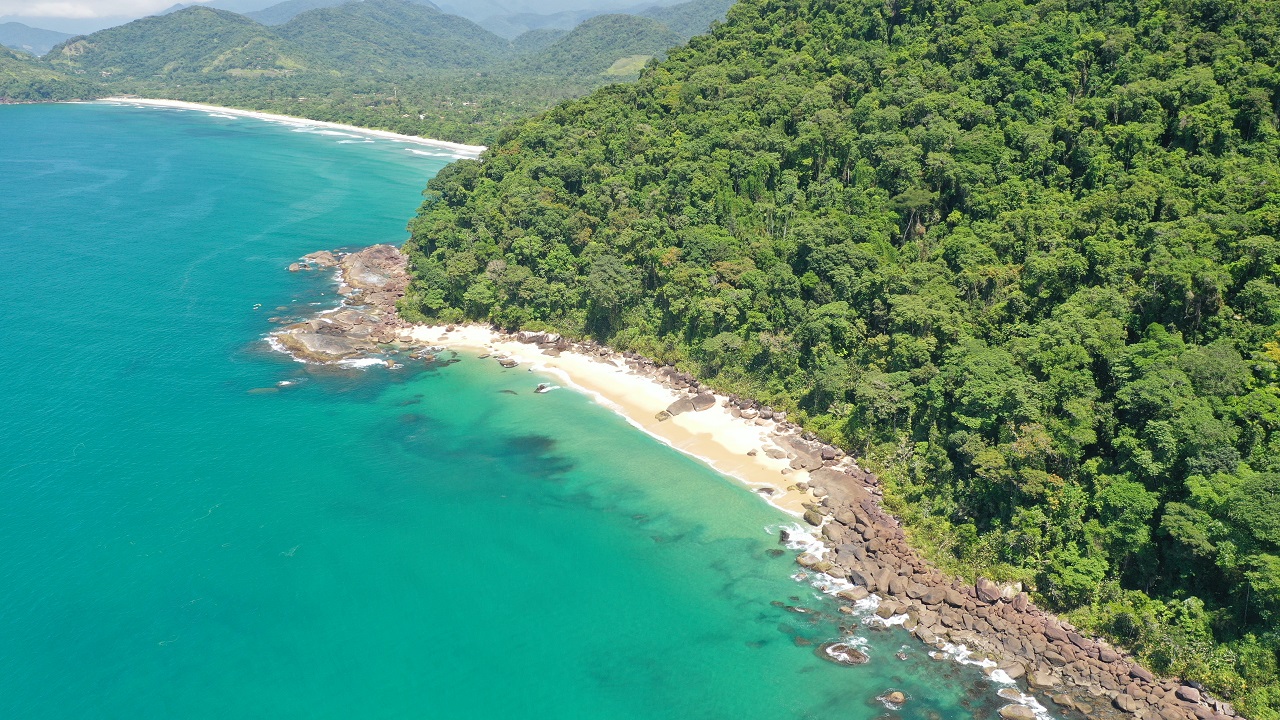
[0, 102, 1039, 719]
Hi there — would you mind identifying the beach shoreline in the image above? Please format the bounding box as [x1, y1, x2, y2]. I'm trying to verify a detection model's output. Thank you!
[95, 97, 487, 157]
[272, 245, 1234, 720]
[406, 324, 838, 517]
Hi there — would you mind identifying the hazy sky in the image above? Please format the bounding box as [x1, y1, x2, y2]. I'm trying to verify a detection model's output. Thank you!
[0, 0, 182, 18]
[1, 0, 685, 34]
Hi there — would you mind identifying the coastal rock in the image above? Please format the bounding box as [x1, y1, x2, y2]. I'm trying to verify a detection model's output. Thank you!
[796, 553, 821, 568]
[1114, 694, 1140, 713]
[817, 642, 869, 666]
[302, 250, 338, 267]
[997, 661, 1026, 680]
[975, 577, 1002, 604]
[1177, 687, 1202, 703]
[274, 329, 367, 361]
[921, 587, 948, 605]
[1029, 670, 1059, 689]
[691, 392, 717, 411]
[1130, 666, 1156, 683]
[998, 704, 1036, 720]
[838, 587, 869, 603]
[665, 397, 697, 416]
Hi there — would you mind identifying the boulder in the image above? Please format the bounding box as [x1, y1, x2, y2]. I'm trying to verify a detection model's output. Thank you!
[876, 600, 902, 619]
[1176, 687, 1202, 704]
[837, 587, 869, 603]
[975, 577, 1002, 604]
[1029, 670, 1059, 689]
[997, 661, 1026, 680]
[998, 705, 1036, 720]
[1114, 694, 1140, 713]
[665, 397, 697, 416]
[817, 642, 869, 666]
[888, 574, 908, 596]
[691, 393, 716, 411]
[846, 567, 873, 588]
[1130, 666, 1156, 683]
[921, 587, 948, 605]
[913, 625, 938, 645]
[1012, 592, 1029, 612]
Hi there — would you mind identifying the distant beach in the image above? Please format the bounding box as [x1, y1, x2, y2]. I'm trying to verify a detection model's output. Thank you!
[96, 97, 487, 158]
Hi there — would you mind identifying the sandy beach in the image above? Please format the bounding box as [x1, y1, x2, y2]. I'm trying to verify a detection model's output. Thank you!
[407, 325, 828, 516]
[97, 97, 487, 157]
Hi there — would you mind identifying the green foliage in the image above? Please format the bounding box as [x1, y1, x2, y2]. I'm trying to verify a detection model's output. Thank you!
[47, 7, 305, 78]
[519, 14, 684, 78]
[639, 0, 735, 40]
[403, 0, 1280, 711]
[0, 46, 101, 101]
[20, 0, 726, 144]
[275, 0, 511, 73]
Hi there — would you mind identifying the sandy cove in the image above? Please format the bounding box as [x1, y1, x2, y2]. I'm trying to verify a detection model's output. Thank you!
[96, 97, 487, 157]
[407, 324, 841, 516]
[273, 244, 1240, 720]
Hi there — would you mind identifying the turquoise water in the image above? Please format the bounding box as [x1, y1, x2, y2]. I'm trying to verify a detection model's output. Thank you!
[1, 102, 1015, 719]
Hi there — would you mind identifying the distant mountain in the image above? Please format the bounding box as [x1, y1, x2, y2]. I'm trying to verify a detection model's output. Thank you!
[46, 7, 307, 78]
[204, 0, 293, 12]
[638, 0, 732, 39]
[523, 13, 681, 77]
[246, 0, 351, 25]
[156, 0, 285, 16]
[0, 21, 72, 56]
[276, 0, 509, 73]
[478, 9, 600, 40]
[0, 44, 99, 99]
[437, 0, 685, 23]
[511, 27, 569, 54]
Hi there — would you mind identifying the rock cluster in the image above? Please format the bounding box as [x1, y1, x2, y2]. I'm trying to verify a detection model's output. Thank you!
[808, 467, 1235, 720]
[273, 245, 415, 362]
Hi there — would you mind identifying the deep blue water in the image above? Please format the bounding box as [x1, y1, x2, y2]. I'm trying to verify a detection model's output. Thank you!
[0, 102, 1026, 719]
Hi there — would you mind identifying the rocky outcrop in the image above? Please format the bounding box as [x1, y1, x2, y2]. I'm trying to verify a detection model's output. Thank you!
[271, 245, 413, 363]
[793, 464, 1235, 720]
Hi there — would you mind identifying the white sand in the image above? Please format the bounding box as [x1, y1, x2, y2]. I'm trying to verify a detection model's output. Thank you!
[409, 325, 831, 517]
[96, 97, 487, 157]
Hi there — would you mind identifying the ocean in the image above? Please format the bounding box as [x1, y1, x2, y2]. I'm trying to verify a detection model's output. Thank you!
[0, 101, 1027, 719]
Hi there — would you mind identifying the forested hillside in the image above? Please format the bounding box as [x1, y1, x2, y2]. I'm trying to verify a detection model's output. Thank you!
[402, 0, 1280, 714]
[521, 14, 684, 77]
[275, 0, 509, 72]
[28, 0, 723, 143]
[638, 0, 733, 39]
[0, 46, 99, 100]
[47, 6, 305, 78]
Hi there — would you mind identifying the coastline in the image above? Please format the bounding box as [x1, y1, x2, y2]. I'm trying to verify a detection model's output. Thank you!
[271, 245, 1236, 720]
[407, 325, 829, 517]
[95, 97, 487, 157]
